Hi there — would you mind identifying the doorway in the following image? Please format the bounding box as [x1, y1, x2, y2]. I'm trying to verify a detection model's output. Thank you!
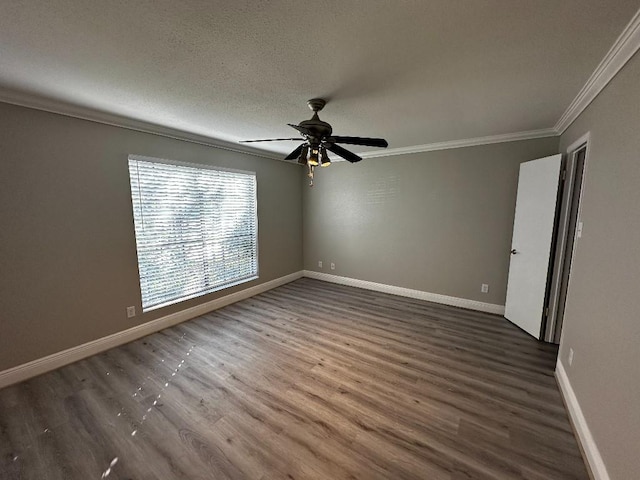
[543, 136, 589, 343]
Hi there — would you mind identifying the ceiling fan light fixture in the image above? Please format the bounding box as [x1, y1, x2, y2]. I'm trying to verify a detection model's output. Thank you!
[297, 145, 309, 165]
[320, 147, 331, 167]
[307, 146, 320, 166]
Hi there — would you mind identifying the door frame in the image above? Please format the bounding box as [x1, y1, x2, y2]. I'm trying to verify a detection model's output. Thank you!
[543, 132, 591, 343]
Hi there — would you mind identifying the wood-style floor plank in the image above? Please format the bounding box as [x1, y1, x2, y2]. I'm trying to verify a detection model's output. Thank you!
[0, 278, 588, 479]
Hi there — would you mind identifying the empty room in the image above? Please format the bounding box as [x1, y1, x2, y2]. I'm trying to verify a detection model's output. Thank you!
[1, 2, 639, 479]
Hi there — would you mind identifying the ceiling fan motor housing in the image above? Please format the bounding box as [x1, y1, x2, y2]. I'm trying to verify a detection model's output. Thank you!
[300, 98, 332, 145]
[299, 113, 333, 143]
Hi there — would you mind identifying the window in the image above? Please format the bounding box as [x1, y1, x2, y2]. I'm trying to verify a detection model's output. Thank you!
[128, 156, 258, 311]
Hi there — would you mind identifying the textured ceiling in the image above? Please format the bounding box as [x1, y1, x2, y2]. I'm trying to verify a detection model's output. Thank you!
[0, 1, 638, 156]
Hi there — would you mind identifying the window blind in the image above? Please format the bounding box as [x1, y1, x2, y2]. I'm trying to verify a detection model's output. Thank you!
[128, 156, 258, 311]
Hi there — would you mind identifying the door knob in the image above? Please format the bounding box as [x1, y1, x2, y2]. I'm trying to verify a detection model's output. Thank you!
[510, 249, 518, 255]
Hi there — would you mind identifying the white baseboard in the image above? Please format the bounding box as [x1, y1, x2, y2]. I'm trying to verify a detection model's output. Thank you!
[0, 271, 303, 389]
[556, 359, 609, 480]
[303, 270, 505, 315]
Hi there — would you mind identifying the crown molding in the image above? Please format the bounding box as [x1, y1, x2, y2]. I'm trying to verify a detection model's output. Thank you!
[555, 7, 640, 134]
[0, 88, 281, 161]
[0, 88, 557, 161]
[3, 4, 639, 161]
[358, 128, 558, 159]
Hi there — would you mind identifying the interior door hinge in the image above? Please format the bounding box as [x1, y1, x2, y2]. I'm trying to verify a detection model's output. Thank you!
[544, 307, 549, 317]
[561, 169, 567, 181]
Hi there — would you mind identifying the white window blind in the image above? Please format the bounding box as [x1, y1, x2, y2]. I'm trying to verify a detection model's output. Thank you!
[128, 156, 258, 311]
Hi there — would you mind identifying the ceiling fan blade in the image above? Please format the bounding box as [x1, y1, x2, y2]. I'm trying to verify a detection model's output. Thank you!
[287, 123, 312, 136]
[284, 144, 305, 160]
[326, 143, 362, 163]
[240, 138, 301, 143]
[326, 136, 388, 148]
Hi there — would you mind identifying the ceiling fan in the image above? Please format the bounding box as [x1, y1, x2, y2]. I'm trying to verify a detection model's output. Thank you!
[241, 98, 388, 185]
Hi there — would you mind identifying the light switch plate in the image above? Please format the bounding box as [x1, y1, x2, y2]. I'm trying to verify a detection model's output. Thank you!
[569, 348, 574, 366]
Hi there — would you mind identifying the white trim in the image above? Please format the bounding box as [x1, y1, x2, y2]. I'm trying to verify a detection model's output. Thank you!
[0, 271, 303, 389]
[1, 8, 639, 161]
[359, 129, 558, 159]
[303, 270, 505, 315]
[0, 89, 557, 161]
[566, 130, 592, 247]
[556, 360, 610, 480]
[566, 130, 591, 244]
[544, 133, 590, 343]
[555, 8, 640, 134]
[0, 88, 282, 161]
[566, 131, 591, 156]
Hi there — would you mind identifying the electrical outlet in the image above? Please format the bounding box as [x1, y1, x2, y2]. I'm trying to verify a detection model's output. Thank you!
[568, 348, 574, 366]
[126, 306, 136, 318]
[318, 260, 323, 268]
[330, 262, 335, 270]
[481, 284, 489, 293]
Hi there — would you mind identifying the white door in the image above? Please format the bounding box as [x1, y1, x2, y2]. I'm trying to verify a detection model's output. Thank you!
[505, 154, 562, 339]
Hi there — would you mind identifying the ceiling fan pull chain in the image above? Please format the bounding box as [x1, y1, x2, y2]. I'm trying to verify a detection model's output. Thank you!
[308, 164, 315, 186]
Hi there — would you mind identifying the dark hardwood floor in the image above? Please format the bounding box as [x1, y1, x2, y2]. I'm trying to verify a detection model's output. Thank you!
[0, 278, 588, 479]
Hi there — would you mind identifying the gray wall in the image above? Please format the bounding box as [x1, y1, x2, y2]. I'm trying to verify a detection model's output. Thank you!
[0, 102, 303, 372]
[558, 50, 640, 480]
[303, 137, 559, 306]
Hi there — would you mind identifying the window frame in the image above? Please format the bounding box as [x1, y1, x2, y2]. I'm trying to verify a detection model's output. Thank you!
[128, 154, 259, 312]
